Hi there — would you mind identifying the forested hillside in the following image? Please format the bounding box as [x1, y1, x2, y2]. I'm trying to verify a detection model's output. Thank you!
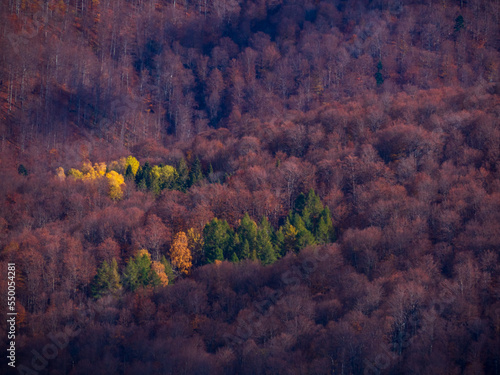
[1, 0, 499, 374]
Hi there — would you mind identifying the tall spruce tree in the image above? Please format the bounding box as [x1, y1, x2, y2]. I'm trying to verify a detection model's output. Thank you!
[237, 213, 257, 253]
[316, 207, 335, 243]
[125, 164, 134, 180]
[282, 218, 298, 254]
[135, 162, 152, 191]
[292, 213, 316, 250]
[273, 226, 285, 258]
[303, 189, 324, 232]
[189, 157, 203, 187]
[241, 239, 251, 260]
[122, 249, 153, 291]
[256, 217, 276, 265]
[203, 218, 233, 263]
[176, 158, 189, 191]
[91, 259, 122, 299]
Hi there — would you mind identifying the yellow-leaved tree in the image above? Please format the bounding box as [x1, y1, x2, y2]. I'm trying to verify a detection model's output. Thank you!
[95, 162, 107, 176]
[84, 164, 105, 180]
[106, 171, 125, 200]
[68, 161, 107, 181]
[169, 232, 192, 275]
[150, 164, 176, 193]
[62, 160, 126, 200]
[125, 156, 140, 176]
[110, 155, 140, 177]
[136, 248, 151, 259]
[68, 168, 83, 179]
[81, 160, 94, 175]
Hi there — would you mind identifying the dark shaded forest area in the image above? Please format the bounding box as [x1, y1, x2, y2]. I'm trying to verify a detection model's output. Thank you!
[0, 0, 499, 374]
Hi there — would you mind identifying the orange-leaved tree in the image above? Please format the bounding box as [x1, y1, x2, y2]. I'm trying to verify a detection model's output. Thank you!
[169, 232, 192, 275]
[151, 261, 169, 287]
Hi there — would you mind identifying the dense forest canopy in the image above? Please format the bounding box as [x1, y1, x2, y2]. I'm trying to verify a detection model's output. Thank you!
[0, 0, 499, 374]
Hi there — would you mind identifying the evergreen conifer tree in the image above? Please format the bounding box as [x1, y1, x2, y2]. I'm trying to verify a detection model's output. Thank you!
[176, 158, 189, 191]
[189, 157, 203, 187]
[203, 218, 233, 263]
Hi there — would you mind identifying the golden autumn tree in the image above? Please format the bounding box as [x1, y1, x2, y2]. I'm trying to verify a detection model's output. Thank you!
[67, 168, 83, 179]
[169, 232, 192, 275]
[151, 261, 169, 287]
[81, 160, 94, 176]
[106, 171, 125, 200]
[110, 155, 140, 176]
[125, 156, 140, 176]
[95, 162, 107, 176]
[67, 161, 107, 181]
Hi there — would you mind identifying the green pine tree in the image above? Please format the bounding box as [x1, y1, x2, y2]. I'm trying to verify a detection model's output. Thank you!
[150, 174, 161, 195]
[241, 239, 251, 260]
[91, 261, 111, 299]
[90, 259, 122, 299]
[176, 158, 189, 191]
[189, 157, 204, 187]
[135, 163, 151, 191]
[273, 226, 285, 258]
[294, 192, 307, 215]
[231, 233, 241, 259]
[301, 206, 313, 232]
[292, 214, 316, 250]
[454, 15, 465, 33]
[203, 218, 233, 263]
[90, 258, 122, 299]
[282, 218, 298, 254]
[108, 259, 122, 292]
[122, 259, 139, 291]
[251, 249, 258, 260]
[149, 266, 163, 287]
[304, 189, 324, 231]
[143, 162, 153, 190]
[125, 164, 134, 181]
[316, 216, 330, 244]
[316, 207, 335, 243]
[237, 213, 257, 252]
[18, 164, 28, 176]
[259, 216, 273, 235]
[256, 227, 276, 265]
[136, 252, 152, 286]
[161, 255, 176, 284]
[122, 250, 153, 291]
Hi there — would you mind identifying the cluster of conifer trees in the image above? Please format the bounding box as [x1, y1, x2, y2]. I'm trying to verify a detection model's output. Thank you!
[202, 190, 335, 264]
[91, 249, 173, 298]
[133, 157, 205, 193]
